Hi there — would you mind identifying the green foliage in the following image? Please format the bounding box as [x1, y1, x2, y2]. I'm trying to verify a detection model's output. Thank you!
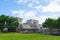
[42, 18, 54, 29]
[56, 17, 60, 29]
[42, 17, 60, 29]
[0, 15, 20, 32]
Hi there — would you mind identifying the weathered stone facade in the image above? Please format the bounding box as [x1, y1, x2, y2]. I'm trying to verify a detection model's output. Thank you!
[21, 19, 40, 33]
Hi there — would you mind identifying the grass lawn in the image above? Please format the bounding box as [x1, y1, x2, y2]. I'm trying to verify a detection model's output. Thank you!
[0, 33, 60, 40]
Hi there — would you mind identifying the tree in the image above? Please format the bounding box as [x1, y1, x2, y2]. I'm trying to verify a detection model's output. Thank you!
[6, 17, 19, 32]
[42, 17, 60, 29]
[56, 17, 60, 29]
[42, 18, 54, 29]
[0, 15, 20, 32]
[42, 18, 55, 34]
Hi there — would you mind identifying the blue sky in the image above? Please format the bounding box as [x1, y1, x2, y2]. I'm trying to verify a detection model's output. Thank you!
[0, 0, 60, 24]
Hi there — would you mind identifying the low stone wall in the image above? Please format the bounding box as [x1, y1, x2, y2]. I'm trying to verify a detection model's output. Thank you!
[20, 29, 40, 33]
[51, 29, 60, 35]
[40, 29, 60, 35]
[40, 29, 50, 34]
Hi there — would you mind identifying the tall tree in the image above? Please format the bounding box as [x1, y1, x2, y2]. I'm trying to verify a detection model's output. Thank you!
[56, 17, 60, 29]
[42, 18, 54, 29]
[0, 15, 19, 32]
[42, 18, 55, 34]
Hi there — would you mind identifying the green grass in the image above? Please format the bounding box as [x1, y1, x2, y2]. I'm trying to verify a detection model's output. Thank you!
[0, 33, 60, 40]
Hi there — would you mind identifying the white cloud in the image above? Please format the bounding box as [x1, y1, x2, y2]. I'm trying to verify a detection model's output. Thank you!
[12, 10, 36, 16]
[24, 11, 36, 17]
[11, 10, 37, 19]
[11, 10, 41, 23]
[17, 0, 40, 4]
[32, 0, 60, 12]
[11, 10, 60, 24]
[11, 10, 25, 18]
[38, 14, 60, 24]
[12, 0, 60, 24]
[28, 0, 40, 8]
[34, 5, 43, 11]
[22, 16, 47, 24]
[16, 0, 27, 3]
[32, 0, 40, 4]
[39, 16, 47, 24]
[48, 14, 60, 19]
[30, 16, 47, 24]
[16, 0, 60, 13]
[42, 0, 60, 12]
[12, 10, 19, 14]
[18, 10, 25, 15]
[12, 10, 25, 15]
[28, 3, 33, 7]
